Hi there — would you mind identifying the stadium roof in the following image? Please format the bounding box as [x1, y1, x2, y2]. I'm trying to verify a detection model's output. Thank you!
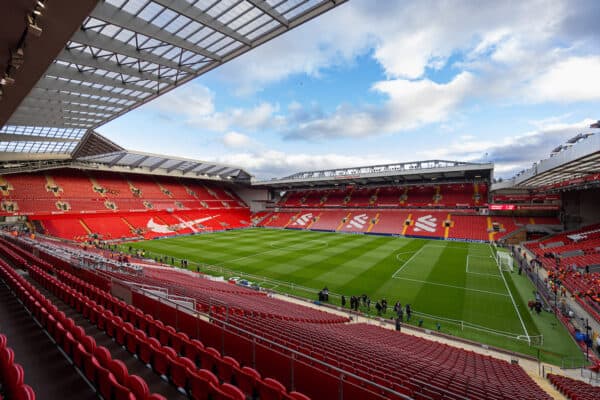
[0, 129, 252, 181]
[77, 148, 252, 180]
[497, 128, 599, 190]
[0, 0, 347, 160]
[253, 160, 494, 189]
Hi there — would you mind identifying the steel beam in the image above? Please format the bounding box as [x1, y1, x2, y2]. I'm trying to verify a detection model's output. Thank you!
[149, 158, 169, 171]
[71, 29, 197, 75]
[45, 63, 156, 94]
[57, 48, 175, 85]
[0, 133, 80, 142]
[166, 160, 187, 172]
[91, 1, 224, 60]
[20, 98, 122, 115]
[246, 0, 289, 26]
[108, 151, 128, 166]
[28, 89, 129, 109]
[36, 77, 141, 102]
[130, 155, 150, 168]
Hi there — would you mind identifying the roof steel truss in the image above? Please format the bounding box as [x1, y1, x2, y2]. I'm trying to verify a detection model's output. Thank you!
[4, 0, 347, 156]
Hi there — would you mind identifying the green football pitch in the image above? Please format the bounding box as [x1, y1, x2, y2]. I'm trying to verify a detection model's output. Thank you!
[124, 228, 583, 365]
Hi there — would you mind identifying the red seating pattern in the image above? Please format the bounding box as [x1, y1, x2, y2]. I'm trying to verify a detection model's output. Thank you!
[277, 183, 488, 209]
[547, 373, 600, 400]
[366, 210, 410, 234]
[35, 208, 251, 241]
[0, 259, 165, 400]
[46, 263, 307, 400]
[101, 268, 349, 324]
[260, 211, 297, 228]
[525, 223, 600, 324]
[0, 334, 35, 400]
[259, 209, 537, 241]
[0, 169, 247, 216]
[223, 316, 551, 400]
[448, 215, 489, 241]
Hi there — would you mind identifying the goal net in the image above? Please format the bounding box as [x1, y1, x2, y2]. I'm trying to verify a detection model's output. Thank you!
[496, 251, 514, 272]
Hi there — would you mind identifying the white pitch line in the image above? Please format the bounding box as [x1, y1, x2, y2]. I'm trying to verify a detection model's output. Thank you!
[490, 244, 530, 340]
[392, 276, 510, 297]
[391, 246, 428, 278]
[421, 244, 468, 249]
[465, 255, 502, 278]
[218, 238, 330, 265]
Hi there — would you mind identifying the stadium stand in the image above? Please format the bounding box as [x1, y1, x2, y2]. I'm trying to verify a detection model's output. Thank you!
[447, 215, 490, 241]
[0, 333, 35, 400]
[547, 373, 600, 400]
[1, 233, 555, 400]
[7, 161, 567, 244]
[0, 170, 247, 216]
[276, 183, 488, 209]
[0, 238, 302, 400]
[101, 268, 350, 324]
[258, 208, 540, 241]
[223, 317, 552, 400]
[0, 258, 170, 399]
[525, 223, 600, 322]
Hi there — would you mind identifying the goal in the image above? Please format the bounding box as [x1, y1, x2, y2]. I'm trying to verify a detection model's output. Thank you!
[496, 251, 514, 272]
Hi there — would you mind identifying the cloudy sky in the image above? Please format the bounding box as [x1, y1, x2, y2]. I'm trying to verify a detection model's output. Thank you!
[98, 0, 600, 179]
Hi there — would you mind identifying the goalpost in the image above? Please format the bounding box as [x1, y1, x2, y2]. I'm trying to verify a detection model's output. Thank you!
[490, 242, 514, 272]
[496, 251, 514, 272]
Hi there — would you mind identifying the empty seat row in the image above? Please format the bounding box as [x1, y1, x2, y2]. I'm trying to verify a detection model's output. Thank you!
[547, 373, 600, 400]
[0, 259, 164, 400]
[101, 268, 349, 324]
[0, 333, 35, 400]
[49, 266, 309, 400]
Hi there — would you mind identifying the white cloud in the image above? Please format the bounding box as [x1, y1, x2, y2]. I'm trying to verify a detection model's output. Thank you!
[151, 84, 214, 117]
[527, 56, 600, 103]
[284, 72, 474, 140]
[148, 84, 280, 133]
[215, 0, 579, 88]
[190, 102, 280, 132]
[418, 118, 596, 177]
[222, 131, 252, 149]
[216, 150, 392, 179]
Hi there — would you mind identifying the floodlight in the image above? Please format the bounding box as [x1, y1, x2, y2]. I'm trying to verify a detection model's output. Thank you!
[0, 75, 15, 86]
[10, 48, 24, 69]
[27, 14, 42, 36]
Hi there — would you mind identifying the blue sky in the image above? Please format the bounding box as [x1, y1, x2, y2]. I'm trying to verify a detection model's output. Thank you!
[98, 0, 600, 179]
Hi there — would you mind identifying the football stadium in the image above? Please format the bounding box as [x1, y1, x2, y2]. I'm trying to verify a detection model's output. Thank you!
[1, 1, 600, 399]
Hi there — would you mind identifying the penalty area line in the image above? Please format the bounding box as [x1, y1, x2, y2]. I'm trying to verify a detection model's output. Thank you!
[392, 276, 510, 297]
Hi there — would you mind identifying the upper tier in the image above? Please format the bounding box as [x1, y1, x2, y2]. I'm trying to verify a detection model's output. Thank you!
[0, 169, 247, 216]
[278, 183, 488, 209]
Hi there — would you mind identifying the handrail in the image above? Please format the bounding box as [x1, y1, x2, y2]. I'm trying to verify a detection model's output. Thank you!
[131, 284, 447, 400]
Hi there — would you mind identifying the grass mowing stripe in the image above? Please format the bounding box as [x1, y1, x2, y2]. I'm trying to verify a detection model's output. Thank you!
[392, 241, 428, 277]
[490, 244, 529, 340]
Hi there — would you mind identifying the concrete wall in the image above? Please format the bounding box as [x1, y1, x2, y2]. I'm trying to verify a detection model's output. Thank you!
[562, 188, 600, 229]
[233, 185, 270, 213]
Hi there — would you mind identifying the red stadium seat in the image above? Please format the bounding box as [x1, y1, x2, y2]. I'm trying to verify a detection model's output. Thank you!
[126, 375, 150, 400]
[189, 369, 219, 400]
[258, 377, 286, 400]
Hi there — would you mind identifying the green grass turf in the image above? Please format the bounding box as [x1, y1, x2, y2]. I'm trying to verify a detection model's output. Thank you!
[123, 228, 583, 364]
